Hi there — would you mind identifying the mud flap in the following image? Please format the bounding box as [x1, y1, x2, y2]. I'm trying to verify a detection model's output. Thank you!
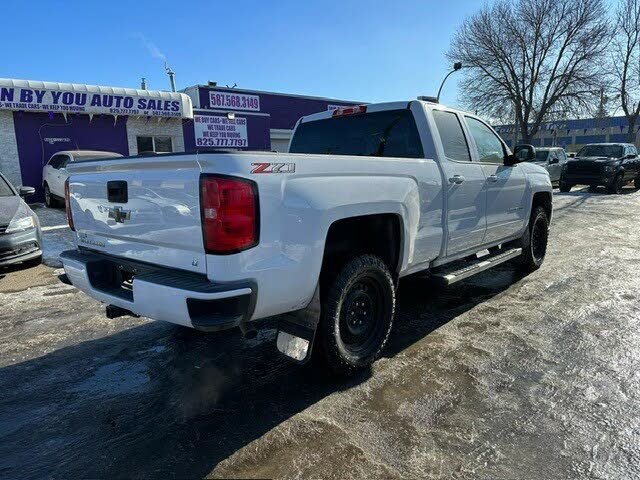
[276, 284, 321, 364]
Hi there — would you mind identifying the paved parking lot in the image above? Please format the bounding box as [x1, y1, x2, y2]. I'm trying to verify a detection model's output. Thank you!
[1, 188, 639, 479]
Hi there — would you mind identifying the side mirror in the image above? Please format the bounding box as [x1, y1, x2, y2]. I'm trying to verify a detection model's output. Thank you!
[513, 144, 536, 162]
[548, 157, 559, 165]
[625, 154, 636, 160]
[568, 152, 576, 158]
[18, 186, 35, 197]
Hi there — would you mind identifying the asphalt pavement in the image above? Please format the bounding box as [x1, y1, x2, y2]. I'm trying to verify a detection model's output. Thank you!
[1, 187, 639, 479]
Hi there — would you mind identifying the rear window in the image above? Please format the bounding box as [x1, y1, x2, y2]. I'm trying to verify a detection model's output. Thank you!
[289, 109, 424, 158]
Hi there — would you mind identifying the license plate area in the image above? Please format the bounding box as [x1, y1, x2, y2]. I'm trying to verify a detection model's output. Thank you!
[86, 257, 157, 301]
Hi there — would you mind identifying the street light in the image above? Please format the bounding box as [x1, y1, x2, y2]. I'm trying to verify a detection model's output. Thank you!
[436, 62, 463, 103]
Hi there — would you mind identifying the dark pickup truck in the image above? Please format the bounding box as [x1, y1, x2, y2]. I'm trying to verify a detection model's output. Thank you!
[559, 143, 640, 194]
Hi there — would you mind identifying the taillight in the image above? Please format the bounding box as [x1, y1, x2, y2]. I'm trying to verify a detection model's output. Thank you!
[332, 105, 367, 117]
[64, 179, 75, 231]
[200, 175, 258, 254]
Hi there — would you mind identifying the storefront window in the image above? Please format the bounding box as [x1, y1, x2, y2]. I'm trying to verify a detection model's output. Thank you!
[137, 136, 173, 154]
[137, 136, 154, 153]
[155, 136, 173, 153]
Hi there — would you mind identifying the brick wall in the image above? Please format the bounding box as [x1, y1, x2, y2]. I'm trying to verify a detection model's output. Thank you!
[0, 111, 22, 187]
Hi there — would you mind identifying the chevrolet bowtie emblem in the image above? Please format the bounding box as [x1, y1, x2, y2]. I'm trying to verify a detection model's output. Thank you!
[108, 206, 131, 223]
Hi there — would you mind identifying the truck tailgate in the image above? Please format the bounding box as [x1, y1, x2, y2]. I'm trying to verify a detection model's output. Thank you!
[68, 160, 206, 274]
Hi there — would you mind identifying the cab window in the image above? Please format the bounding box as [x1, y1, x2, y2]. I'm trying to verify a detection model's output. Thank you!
[558, 150, 567, 162]
[465, 117, 505, 164]
[289, 109, 424, 158]
[432, 110, 471, 162]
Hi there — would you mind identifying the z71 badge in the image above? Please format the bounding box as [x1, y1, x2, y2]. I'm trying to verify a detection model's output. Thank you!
[251, 162, 296, 174]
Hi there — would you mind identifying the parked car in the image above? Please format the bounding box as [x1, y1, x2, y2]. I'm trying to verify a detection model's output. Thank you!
[60, 100, 552, 376]
[0, 172, 42, 267]
[559, 143, 640, 193]
[42, 150, 123, 207]
[520, 146, 568, 184]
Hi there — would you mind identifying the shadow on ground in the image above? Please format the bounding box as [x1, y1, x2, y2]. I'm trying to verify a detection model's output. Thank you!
[0, 265, 521, 479]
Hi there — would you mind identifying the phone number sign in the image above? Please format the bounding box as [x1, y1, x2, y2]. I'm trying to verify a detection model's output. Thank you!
[209, 91, 260, 111]
[194, 115, 248, 148]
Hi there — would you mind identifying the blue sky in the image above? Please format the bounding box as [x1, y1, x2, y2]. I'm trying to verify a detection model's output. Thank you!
[2, 0, 482, 107]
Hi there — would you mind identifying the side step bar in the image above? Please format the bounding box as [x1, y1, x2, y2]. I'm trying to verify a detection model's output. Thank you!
[432, 248, 522, 286]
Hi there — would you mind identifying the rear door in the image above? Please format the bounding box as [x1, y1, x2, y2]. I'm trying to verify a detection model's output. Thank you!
[431, 109, 487, 256]
[463, 116, 527, 245]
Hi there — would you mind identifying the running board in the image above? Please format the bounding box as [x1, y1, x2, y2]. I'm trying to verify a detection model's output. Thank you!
[432, 248, 522, 286]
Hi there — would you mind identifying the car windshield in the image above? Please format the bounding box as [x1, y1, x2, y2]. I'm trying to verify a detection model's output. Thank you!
[577, 145, 623, 158]
[0, 175, 15, 197]
[534, 150, 549, 161]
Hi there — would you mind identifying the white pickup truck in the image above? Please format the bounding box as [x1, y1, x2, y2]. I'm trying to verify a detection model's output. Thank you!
[60, 100, 552, 375]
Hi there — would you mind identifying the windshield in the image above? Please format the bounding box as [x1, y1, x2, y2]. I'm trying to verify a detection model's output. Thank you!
[577, 145, 623, 158]
[534, 150, 550, 161]
[0, 175, 15, 197]
[289, 109, 424, 158]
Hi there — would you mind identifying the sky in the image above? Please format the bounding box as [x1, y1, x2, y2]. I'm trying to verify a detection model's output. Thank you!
[2, 0, 483, 107]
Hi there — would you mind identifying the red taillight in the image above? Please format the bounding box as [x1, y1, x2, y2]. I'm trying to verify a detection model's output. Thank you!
[64, 179, 75, 231]
[332, 105, 367, 117]
[200, 175, 258, 253]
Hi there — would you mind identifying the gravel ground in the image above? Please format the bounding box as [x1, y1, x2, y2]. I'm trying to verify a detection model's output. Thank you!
[0, 187, 639, 479]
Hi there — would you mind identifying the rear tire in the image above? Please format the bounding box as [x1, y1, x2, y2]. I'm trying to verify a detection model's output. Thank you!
[318, 254, 395, 376]
[44, 183, 54, 207]
[516, 206, 549, 273]
[608, 174, 623, 194]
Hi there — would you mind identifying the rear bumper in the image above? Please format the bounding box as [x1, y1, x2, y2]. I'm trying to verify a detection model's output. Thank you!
[0, 228, 42, 266]
[60, 249, 256, 331]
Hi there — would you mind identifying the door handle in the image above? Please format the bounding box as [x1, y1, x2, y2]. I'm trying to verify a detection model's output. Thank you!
[487, 174, 498, 182]
[448, 175, 465, 184]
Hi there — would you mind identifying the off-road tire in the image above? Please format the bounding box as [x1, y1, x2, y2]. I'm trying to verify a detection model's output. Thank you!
[559, 182, 572, 193]
[318, 254, 395, 376]
[516, 206, 549, 273]
[608, 174, 624, 194]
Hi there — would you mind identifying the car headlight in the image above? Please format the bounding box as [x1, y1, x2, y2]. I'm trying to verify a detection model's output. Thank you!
[5, 215, 36, 233]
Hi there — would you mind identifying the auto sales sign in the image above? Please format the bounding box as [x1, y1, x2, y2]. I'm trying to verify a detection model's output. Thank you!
[0, 79, 193, 118]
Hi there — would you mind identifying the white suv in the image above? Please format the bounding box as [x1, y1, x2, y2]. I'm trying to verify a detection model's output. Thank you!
[43, 150, 122, 207]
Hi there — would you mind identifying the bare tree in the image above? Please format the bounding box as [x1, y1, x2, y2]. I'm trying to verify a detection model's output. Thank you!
[612, 0, 640, 143]
[448, 0, 610, 143]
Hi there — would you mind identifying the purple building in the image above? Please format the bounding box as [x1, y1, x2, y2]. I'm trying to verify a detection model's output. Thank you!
[0, 78, 360, 200]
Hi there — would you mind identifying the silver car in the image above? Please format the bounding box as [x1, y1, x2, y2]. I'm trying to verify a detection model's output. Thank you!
[529, 147, 568, 184]
[0, 173, 42, 267]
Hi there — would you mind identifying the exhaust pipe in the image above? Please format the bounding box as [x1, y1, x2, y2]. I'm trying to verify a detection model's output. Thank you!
[239, 321, 257, 339]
